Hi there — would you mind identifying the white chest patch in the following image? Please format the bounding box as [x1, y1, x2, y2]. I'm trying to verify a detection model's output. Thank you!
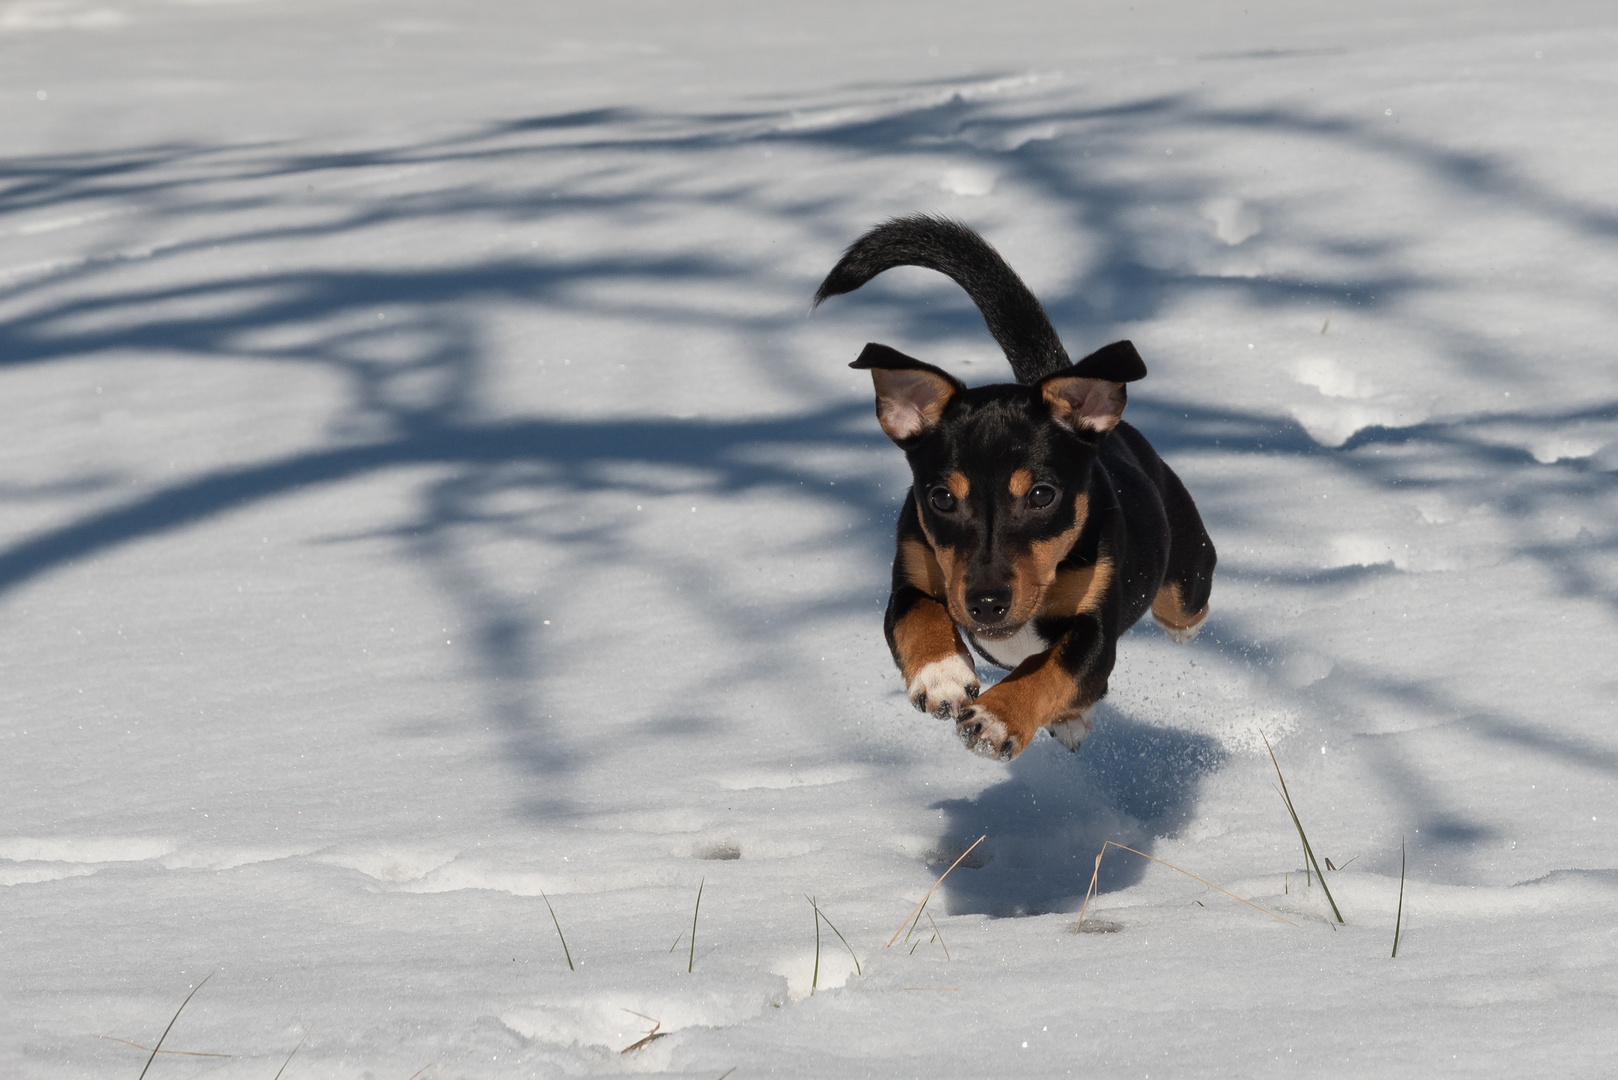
[969, 622, 1049, 669]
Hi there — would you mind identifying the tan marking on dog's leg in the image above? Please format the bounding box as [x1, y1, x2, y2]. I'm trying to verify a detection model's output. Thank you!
[893, 599, 978, 717]
[955, 649, 1078, 759]
[1008, 469, 1033, 498]
[1151, 582, 1208, 644]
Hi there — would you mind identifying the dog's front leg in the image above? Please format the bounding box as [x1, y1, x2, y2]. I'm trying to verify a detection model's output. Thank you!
[885, 586, 979, 719]
[955, 616, 1113, 760]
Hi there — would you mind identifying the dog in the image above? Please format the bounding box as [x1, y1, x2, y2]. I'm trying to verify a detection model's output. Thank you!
[813, 215, 1215, 760]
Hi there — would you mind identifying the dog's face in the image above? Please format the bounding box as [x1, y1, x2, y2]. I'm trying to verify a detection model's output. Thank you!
[853, 346, 1128, 638]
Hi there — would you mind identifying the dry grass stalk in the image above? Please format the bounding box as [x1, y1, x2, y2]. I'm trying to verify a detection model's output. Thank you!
[271, 1024, 312, 1080]
[688, 878, 704, 974]
[619, 1010, 667, 1054]
[1392, 835, 1407, 958]
[540, 890, 575, 971]
[137, 972, 214, 1080]
[925, 911, 951, 961]
[1262, 733, 1344, 923]
[886, 835, 985, 948]
[1075, 841, 1298, 932]
[808, 897, 861, 976]
[98, 1036, 229, 1059]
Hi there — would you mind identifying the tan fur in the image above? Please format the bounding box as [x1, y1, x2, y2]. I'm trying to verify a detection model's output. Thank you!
[1151, 582, 1207, 632]
[915, 501, 970, 628]
[1040, 556, 1115, 617]
[970, 649, 1090, 750]
[1042, 376, 1125, 434]
[892, 599, 966, 682]
[899, 538, 946, 597]
[1008, 469, 1033, 498]
[871, 369, 956, 442]
[945, 472, 970, 500]
[1003, 493, 1090, 626]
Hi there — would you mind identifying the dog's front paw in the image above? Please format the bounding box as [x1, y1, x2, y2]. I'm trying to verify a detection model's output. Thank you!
[907, 654, 980, 719]
[954, 705, 1027, 761]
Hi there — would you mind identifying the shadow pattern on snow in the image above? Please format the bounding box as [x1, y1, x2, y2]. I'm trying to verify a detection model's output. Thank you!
[3, 74, 1617, 845]
[932, 713, 1226, 916]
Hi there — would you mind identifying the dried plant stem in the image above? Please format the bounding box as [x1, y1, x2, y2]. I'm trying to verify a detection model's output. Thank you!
[268, 1029, 309, 1075]
[808, 898, 861, 976]
[887, 835, 985, 948]
[688, 878, 704, 974]
[98, 1037, 229, 1059]
[137, 972, 215, 1080]
[809, 895, 822, 994]
[1263, 733, 1344, 923]
[540, 890, 575, 971]
[1392, 836, 1407, 958]
[925, 911, 951, 961]
[1076, 842, 1297, 931]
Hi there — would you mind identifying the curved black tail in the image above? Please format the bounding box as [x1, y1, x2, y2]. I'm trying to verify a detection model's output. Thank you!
[812, 215, 1070, 384]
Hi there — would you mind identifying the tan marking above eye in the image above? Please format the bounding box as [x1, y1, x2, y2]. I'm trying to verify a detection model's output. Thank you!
[946, 472, 970, 500]
[1009, 469, 1033, 498]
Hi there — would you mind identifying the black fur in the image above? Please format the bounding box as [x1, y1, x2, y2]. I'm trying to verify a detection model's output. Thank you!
[815, 217, 1216, 760]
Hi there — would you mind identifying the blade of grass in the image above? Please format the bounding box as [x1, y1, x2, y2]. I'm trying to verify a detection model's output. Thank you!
[539, 890, 574, 972]
[138, 972, 215, 1080]
[667, 931, 684, 953]
[808, 895, 821, 995]
[807, 899, 860, 976]
[97, 1037, 229, 1059]
[925, 911, 951, 961]
[268, 1029, 309, 1075]
[1392, 835, 1407, 958]
[1075, 842, 1298, 931]
[887, 836, 985, 948]
[1263, 733, 1343, 923]
[688, 878, 704, 974]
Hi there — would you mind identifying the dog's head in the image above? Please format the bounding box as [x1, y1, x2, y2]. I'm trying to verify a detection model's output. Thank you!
[853, 340, 1146, 638]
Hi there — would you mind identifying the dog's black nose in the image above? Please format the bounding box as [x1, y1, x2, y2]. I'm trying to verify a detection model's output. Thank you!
[966, 588, 1012, 624]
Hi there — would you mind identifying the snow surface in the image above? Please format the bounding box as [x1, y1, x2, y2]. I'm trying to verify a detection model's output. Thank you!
[4, 1, 1618, 1076]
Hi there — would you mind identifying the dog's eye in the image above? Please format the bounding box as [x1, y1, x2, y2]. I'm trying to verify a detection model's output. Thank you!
[928, 487, 958, 513]
[1027, 484, 1057, 509]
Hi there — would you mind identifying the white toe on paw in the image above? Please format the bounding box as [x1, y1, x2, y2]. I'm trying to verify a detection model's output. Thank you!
[1049, 704, 1097, 752]
[907, 655, 979, 718]
[956, 707, 1018, 760]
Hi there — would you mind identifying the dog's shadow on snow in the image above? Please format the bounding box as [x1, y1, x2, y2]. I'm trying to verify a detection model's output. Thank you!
[931, 710, 1225, 917]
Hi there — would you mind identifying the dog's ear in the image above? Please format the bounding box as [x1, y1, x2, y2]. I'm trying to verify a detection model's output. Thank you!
[850, 342, 965, 445]
[1038, 340, 1147, 437]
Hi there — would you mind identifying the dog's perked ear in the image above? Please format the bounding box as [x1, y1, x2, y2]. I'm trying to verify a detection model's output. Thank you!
[1037, 339, 1148, 437]
[850, 342, 966, 445]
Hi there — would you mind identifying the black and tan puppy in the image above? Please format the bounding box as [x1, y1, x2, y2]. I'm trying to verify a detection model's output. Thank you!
[814, 216, 1215, 760]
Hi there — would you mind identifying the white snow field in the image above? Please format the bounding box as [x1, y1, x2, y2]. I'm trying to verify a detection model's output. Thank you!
[5, 0, 1618, 1076]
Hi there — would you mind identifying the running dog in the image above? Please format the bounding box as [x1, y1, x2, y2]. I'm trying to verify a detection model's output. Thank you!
[813, 215, 1215, 760]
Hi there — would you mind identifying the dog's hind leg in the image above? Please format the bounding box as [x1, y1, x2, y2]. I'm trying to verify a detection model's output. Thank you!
[1151, 466, 1216, 644]
[1048, 703, 1097, 752]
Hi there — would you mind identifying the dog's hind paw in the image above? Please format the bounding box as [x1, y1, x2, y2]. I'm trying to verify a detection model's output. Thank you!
[907, 655, 980, 719]
[1048, 704, 1097, 752]
[954, 706, 1023, 761]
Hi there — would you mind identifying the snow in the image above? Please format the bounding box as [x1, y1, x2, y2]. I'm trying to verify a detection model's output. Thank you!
[4, 0, 1618, 1076]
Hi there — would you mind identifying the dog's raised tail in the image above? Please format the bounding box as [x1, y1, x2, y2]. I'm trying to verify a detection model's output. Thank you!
[812, 215, 1070, 384]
